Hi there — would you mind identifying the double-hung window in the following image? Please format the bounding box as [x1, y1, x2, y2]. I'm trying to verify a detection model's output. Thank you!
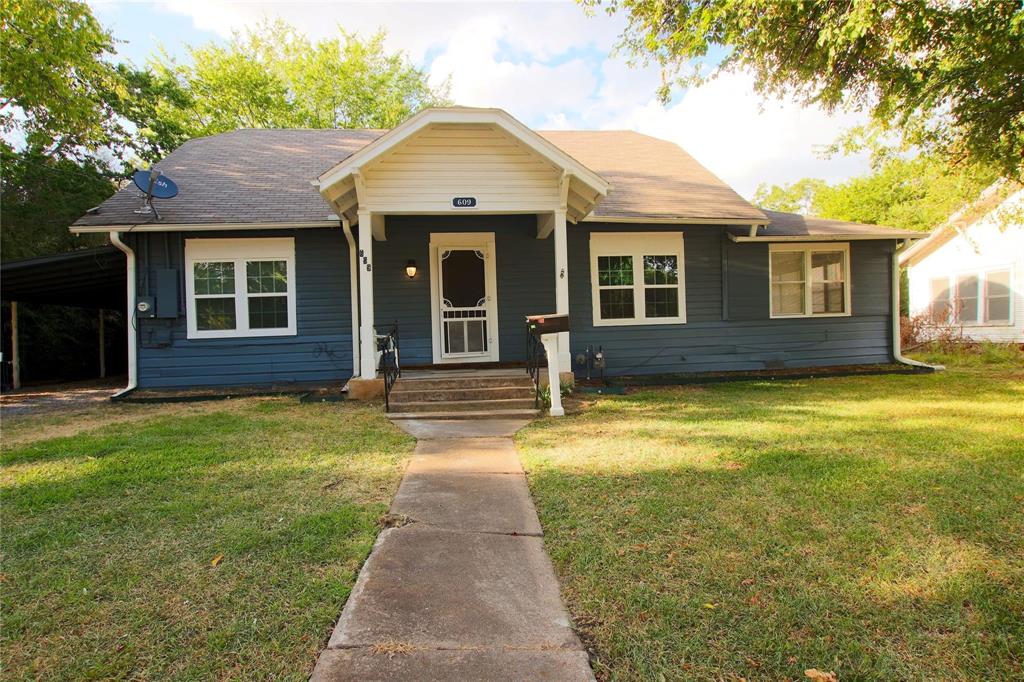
[185, 238, 297, 339]
[769, 243, 851, 318]
[933, 268, 1014, 326]
[928, 276, 951, 322]
[955, 274, 980, 323]
[590, 232, 686, 325]
[984, 269, 1012, 324]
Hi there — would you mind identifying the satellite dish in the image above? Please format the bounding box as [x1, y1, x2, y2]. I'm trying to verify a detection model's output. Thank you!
[132, 169, 179, 199]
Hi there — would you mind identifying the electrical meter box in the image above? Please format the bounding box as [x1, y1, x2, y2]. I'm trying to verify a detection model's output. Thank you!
[136, 296, 156, 318]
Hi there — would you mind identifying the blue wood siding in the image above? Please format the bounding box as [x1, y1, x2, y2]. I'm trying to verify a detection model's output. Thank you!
[372, 215, 555, 365]
[568, 224, 895, 376]
[130, 229, 353, 388]
[128, 220, 896, 389]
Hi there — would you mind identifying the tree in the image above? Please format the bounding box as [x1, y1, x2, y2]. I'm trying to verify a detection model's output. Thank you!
[143, 20, 450, 145]
[587, 0, 1024, 178]
[0, 0, 132, 161]
[752, 178, 827, 215]
[754, 155, 999, 232]
[0, 142, 112, 260]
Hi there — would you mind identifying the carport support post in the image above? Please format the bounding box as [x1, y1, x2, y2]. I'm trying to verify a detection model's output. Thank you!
[10, 301, 20, 390]
[553, 208, 571, 370]
[357, 209, 378, 378]
[98, 309, 106, 378]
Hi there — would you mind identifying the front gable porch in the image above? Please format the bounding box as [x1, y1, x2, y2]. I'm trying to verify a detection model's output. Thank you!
[314, 108, 611, 382]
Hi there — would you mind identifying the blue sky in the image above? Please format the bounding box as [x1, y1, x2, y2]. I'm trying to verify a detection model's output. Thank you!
[87, 1, 872, 198]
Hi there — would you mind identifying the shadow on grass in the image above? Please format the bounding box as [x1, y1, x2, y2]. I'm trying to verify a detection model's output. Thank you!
[519, 370, 1024, 679]
[1, 399, 414, 680]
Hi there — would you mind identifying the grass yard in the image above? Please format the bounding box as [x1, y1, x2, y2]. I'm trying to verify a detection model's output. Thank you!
[1, 398, 413, 680]
[518, 352, 1024, 680]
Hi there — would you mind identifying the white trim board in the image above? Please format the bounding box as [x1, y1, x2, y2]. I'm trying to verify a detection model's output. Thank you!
[428, 232, 500, 364]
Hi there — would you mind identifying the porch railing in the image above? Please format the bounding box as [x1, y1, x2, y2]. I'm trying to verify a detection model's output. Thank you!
[525, 319, 544, 410]
[377, 321, 400, 412]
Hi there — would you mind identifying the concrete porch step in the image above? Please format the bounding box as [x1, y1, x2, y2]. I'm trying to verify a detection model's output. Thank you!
[389, 397, 538, 413]
[387, 408, 541, 420]
[393, 375, 535, 391]
[390, 385, 535, 402]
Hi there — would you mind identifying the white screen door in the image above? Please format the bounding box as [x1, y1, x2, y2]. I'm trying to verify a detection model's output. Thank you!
[430, 234, 499, 363]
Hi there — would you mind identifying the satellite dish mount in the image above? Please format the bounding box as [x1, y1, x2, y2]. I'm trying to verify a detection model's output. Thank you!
[133, 168, 178, 220]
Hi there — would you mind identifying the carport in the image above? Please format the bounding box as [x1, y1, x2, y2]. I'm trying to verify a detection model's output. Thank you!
[1, 246, 125, 389]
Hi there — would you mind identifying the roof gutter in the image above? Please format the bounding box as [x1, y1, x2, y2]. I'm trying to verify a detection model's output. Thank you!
[71, 221, 340, 234]
[728, 233, 925, 242]
[109, 231, 138, 398]
[891, 243, 943, 371]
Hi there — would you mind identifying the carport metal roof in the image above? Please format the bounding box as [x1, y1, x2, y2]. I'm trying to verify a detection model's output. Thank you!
[1, 246, 125, 310]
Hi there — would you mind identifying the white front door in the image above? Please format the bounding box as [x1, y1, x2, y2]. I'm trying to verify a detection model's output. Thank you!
[429, 233, 500, 363]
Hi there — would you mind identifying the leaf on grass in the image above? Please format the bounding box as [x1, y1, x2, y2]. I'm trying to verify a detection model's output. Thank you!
[703, 603, 716, 609]
[210, 554, 223, 567]
[805, 669, 838, 682]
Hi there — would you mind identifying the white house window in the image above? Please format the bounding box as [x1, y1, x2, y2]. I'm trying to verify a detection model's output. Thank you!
[984, 269, 1011, 324]
[955, 274, 979, 323]
[929, 276, 951, 321]
[590, 232, 686, 326]
[769, 243, 851, 318]
[185, 238, 297, 339]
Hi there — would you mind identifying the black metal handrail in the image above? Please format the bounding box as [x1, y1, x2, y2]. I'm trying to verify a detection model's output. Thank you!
[377, 321, 400, 412]
[525, 320, 545, 409]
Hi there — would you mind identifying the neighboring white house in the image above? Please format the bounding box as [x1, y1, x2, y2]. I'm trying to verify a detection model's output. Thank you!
[900, 184, 1024, 343]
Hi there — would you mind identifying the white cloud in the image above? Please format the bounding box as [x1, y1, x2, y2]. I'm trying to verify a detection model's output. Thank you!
[603, 71, 871, 197]
[107, 1, 872, 195]
[427, 14, 599, 121]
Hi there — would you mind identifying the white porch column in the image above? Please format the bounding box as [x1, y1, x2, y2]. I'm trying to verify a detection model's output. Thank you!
[357, 209, 378, 378]
[553, 208, 571, 369]
[540, 334, 564, 417]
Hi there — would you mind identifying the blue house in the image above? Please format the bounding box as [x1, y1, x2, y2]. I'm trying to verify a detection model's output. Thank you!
[71, 108, 925, 414]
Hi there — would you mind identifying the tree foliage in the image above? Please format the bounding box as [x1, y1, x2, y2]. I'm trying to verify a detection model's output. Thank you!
[143, 20, 450, 148]
[0, 142, 112, 259]
[0, 0, 133, 161]
[754, 155, 999, 232]
[588, 0, 1024, 179]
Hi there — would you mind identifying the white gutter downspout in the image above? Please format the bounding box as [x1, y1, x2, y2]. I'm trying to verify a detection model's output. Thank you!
[341, 218, 361, 378]
[109, 231, 138, 397]
[891, 242, 943, 370]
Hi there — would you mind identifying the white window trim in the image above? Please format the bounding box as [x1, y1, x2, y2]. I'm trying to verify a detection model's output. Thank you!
[184, 237, 297, 340]
[932, 265, 1016, 327]
[769, 243, 852, 319]
[589, 232, 687, 327]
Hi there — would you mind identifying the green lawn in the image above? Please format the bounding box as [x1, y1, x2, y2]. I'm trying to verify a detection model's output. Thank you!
[518, 355, 1024, 680]
[1, 398, 413, 680]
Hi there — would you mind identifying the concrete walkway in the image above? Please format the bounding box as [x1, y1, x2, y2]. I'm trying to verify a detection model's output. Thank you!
[310, 419, 594, 681]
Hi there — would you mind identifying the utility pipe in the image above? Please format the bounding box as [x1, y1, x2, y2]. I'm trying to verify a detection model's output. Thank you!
[109, 232, 138, 397]
[341, 217, 361, 377]
[891, 246, 941, 370]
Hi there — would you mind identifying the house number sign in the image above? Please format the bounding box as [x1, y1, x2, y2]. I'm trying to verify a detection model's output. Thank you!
[452, 197, 477, 208]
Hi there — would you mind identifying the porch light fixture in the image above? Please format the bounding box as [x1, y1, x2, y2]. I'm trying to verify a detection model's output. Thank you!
[405, 260, 418, 279]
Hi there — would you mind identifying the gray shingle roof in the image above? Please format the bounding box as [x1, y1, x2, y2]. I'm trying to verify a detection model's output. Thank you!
[753, 210, 924, 239]
[74, 129, 384, 227]
[73, 128, 913, 241]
